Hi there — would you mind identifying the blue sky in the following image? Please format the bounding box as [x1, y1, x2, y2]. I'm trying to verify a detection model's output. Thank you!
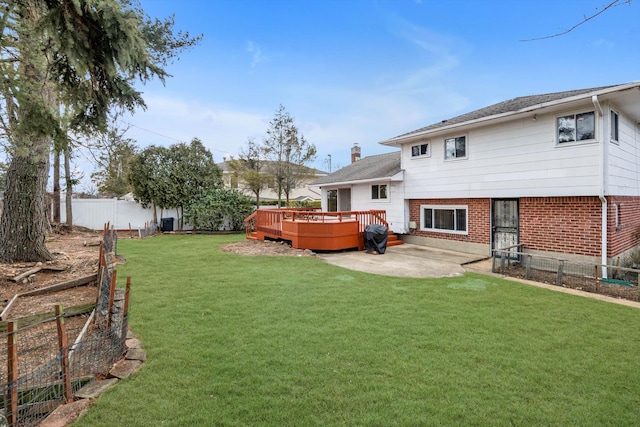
[121, 0, 640, 174]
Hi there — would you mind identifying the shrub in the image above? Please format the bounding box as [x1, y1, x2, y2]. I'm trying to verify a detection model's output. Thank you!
[184, 188, 255, 231]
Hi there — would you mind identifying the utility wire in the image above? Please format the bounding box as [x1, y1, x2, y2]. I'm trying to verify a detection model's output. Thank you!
[121, 121, 231, 155]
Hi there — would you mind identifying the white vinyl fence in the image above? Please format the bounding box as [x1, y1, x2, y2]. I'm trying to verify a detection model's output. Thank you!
[60, 198, 180, 231]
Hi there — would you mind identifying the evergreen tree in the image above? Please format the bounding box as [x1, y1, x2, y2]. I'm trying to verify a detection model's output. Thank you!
[0, 0, 200, 261]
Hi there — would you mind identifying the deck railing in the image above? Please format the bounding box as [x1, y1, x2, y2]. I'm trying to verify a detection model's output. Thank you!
[245, 208, 388, 240]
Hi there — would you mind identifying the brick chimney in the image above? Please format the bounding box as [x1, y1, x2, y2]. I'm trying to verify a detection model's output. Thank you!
[351, 143, 361, 163]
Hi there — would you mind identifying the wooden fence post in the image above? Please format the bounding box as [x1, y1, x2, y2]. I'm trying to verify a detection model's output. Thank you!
[7, 321, 18, 427]
[55, 305, 73, 404]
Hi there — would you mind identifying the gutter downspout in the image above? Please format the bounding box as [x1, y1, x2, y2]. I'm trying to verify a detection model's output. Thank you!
[593, 95, 608, 277]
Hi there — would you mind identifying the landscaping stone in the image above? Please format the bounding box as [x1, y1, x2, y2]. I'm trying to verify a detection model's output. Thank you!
[125, 337, 141, 349]
[39, 398, 92, 427]
[109, 359, 142, 379]
[126, 347, 147, 361]
[75, 378, 119, 399]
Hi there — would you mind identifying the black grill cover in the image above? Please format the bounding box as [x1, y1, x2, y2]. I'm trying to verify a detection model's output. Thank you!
[364, 224, 388, 254]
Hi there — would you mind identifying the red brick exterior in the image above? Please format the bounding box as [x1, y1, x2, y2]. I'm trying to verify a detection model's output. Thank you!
[520, 197, 601, 256]
[408, 196, 640, 259]
[608, 196, 640, 258]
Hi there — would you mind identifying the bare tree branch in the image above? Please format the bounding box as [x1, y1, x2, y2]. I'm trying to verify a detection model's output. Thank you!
[520, 0, 632, 42]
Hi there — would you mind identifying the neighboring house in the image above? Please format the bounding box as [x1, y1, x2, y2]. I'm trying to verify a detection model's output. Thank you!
[311, 144, 406, 233]
[316, 82, 640, 265]
[218, 160, 327, 204]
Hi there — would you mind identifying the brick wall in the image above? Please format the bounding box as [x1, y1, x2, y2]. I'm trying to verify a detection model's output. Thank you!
[409, 196, 640, 259]
[520, 197, 601, 257]
[608, 196, 640, 257]
[408, 198, 491, 244]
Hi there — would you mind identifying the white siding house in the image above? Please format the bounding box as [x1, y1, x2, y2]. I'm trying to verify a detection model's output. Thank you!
[380, 82, 640, 264]
[314, 82, 640, 265]
[311, 151, 407, 234]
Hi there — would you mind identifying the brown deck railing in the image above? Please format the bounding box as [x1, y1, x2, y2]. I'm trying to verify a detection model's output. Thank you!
[245, 208, 389, 248]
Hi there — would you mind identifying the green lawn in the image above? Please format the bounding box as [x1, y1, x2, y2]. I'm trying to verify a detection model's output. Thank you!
[74, 234, 640, 426]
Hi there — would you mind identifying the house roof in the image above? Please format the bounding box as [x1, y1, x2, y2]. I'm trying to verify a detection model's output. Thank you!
[310, 151, 401, 186]
[217, 160, 328, 176]
[382, 82, 640, 144]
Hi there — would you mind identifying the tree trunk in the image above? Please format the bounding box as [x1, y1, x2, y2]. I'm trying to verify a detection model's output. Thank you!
[152, 203, 158, 227]
[52, 151, 60, 222]
[64, 145, 73, 226]
[0, 137, 53, 262]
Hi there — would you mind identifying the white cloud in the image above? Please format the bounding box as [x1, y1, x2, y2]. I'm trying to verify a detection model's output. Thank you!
[123, 94, 268, 162]
[247, 40, 268, 68]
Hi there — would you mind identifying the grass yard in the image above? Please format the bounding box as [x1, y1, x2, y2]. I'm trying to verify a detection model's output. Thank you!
[74, 234, 640, 426]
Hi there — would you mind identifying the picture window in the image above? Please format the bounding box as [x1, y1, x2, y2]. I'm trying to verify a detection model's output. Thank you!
[421, 205, 468, 234]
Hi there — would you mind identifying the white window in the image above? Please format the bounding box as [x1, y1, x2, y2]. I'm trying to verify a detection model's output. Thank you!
[611, 110, 619, 142]
[421, 205, 468, 234]
[371, 184, 388, 200]
[411, 142, 430, 158]
[557, 111, 595, 143]
[444, 136, 466, 160]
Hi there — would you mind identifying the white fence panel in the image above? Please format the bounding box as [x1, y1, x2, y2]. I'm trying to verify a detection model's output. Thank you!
[60, 199, 180, 231]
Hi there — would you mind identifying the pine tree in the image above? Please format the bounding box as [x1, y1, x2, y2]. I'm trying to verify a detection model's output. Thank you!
[0, 0, 200, 262]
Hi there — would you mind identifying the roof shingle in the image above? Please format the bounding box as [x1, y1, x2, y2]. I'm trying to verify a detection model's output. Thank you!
[391, 84, 619, 139]
[311, 151, 401, 185]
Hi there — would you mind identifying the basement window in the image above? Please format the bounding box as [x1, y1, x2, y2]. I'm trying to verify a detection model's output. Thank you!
[421, 205, 468, 234]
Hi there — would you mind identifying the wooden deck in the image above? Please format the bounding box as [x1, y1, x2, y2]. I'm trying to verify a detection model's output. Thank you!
[244, 208, 402, 251]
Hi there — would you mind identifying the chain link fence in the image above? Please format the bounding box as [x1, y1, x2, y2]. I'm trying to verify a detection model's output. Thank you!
[493, 247, 639, 301]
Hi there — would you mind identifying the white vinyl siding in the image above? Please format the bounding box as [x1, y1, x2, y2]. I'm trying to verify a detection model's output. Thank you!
[608, 109, 640, 195]
[402, 107, 602, 199]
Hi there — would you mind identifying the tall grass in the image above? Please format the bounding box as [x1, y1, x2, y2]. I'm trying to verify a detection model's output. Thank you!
[74, 234, 640, 426]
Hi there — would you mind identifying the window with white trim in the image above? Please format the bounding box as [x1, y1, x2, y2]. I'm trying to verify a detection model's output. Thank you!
[610, 110, 619, 142]
[444, 136, 466, 160]
[411, 142, 430, 158]
[557, 111, 595, 143]
[421, 205, 468, 234]
[371, 184, 388, 200]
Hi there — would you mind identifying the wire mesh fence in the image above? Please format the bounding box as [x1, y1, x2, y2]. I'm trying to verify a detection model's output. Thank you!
[0, 226, 130, 427]
[493, 249, 639, 301]
[0, 301, 128, 426]
[138, 221, 157, 238]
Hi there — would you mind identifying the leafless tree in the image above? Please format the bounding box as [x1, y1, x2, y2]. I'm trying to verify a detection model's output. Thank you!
[520, 0, 633, 42]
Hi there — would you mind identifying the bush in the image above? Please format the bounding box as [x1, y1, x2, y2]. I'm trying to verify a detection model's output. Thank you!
[184, 188, 255, 231]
